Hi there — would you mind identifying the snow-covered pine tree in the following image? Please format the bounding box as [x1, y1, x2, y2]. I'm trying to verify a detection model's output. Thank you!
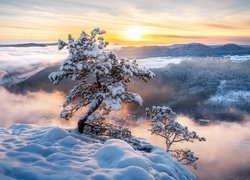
[146, 106, 206, 168]
[49, 28, 154, 133]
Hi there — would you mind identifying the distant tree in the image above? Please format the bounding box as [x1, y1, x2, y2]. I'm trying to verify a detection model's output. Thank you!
[146, 106, 206, 169]
[49, 28, 154, 133]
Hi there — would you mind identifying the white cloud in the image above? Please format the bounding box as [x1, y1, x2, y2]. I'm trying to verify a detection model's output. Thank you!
[0, 46, 67, 78]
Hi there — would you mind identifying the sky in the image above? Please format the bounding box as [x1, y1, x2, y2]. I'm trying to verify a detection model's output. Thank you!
[0, 0, 250, 45]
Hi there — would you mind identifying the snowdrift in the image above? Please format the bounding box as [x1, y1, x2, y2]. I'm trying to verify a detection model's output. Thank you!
[0, 124, 195, 180]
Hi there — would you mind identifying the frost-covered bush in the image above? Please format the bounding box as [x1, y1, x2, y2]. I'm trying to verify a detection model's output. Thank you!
[146, 106, 206, 168]
[83, 121, 153, 152]
[49, 28, 154, 133]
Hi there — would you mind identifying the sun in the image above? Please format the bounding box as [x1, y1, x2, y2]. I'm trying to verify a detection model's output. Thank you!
[124, 26, 145, 41]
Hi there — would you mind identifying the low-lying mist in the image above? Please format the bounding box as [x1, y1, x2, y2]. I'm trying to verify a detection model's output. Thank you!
[130, 115, 250, 180]
[0, 88, 74, 127]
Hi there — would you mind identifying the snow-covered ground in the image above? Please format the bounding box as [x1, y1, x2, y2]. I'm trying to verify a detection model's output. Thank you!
[0, 67, 45, 86]
[224, 55, 250, 62]
[137, 55, 250, 68]
[206, 80, 250, 105]
[0, 124, 195, 180]
[208, 90, 250, 104]
[136, 57, 185, 68]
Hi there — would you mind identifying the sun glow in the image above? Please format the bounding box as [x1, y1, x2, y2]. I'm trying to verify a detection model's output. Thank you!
[124, 26, 145, 41]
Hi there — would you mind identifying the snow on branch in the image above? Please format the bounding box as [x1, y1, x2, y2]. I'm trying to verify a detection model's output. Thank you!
[49, 28, 154, 133]
[146, 106, 206, 169]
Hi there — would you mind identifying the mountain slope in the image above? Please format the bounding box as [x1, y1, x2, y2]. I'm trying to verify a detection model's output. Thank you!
[116, 43, 250, 58]
[168, 43, 211, 56]
[213, 43, 247, 55]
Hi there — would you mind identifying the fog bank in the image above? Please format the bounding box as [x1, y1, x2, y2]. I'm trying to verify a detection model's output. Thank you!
[130, 116, 250, 179]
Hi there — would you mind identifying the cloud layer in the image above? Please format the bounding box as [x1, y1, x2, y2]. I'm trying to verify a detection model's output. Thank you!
[0, 46, 66, 82]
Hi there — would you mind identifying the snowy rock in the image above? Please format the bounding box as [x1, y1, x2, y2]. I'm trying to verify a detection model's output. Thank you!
[0, 124, 195, 180]
[94, 139, 150, 171]
[44, 127, 69, 142]
[114, 166, 154, 180]
[58, 136, 78, 147]
[8, 123, 33, 132]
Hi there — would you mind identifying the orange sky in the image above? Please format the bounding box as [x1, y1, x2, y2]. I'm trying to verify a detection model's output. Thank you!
[0, 0, 250, 45]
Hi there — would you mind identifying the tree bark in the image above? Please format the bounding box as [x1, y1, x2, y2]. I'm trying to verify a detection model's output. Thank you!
[78, 98, 102, 133]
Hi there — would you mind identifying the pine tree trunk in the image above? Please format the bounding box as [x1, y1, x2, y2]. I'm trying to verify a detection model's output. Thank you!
[166, 139, 170, 152]
[78, 118, 88, 134]
[78, 99, 102, 133]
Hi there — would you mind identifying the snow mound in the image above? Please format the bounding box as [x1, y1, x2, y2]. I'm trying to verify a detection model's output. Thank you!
[45, 127, 69, 141]
[0, 124, 195, 180]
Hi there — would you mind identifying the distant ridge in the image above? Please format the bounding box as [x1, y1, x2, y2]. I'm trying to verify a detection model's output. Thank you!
[0, 43, 57, 47]
[116, 43, 250, 58]
[168, 43, 211, 56]
[218, 43, 243, 49]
